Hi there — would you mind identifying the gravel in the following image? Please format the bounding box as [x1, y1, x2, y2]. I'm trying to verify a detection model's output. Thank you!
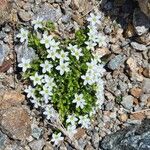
[107, 55, 125, 70]
[121, 95, 134, 110]
[131, 42, 147, 51]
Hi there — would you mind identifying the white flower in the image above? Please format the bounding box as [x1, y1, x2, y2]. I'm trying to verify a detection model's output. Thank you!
[96, 64, 105, 76]
[95, 33, 107, 47]
[87, 25, 97, 33]
[71, 47, 83, 60]
[56, 50, 69, 62]
[50, 41, 60, 51]
[86, 60, 97, 72]
[93, 52, 102, 63]
[81, 72, 94, 85]
[56, 61, 70, 75]
[40, 31, 53, 49]
[17, 28, 28, 43]
[51, 132, 64, 146]
[24, 85, 35, 98]
[40, 85, 52, 101]
[87, 31, 98, 42]
[73, 94, 86, 109]
[67, 125, 77, 137]
[31, 17, 43, 30]
[66, 115, 78, 125]
[30, 72, 43, 86]
[85, 41, 97, 51]
[67, 44, 78, 52]
[42, 75, 56, 87]
[87, 13, 101, 25]
[40, 60, 53, 73]
[43, 105, 56, 120]
[18, 58, 31, 72]
[47, 49, 58, 60]
[78, 115, 91, 129]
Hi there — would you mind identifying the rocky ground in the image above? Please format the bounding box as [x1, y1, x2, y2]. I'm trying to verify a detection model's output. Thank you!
[0, 0, 150, 150]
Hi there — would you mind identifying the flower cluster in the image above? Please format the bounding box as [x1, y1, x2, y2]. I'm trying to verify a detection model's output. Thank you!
[86, 13, 107, 51]
[17, 12, 106, 146]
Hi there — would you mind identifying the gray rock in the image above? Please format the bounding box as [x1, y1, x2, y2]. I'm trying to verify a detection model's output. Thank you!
[0, 42, 10, 65]
[61, 14, 71, 24]
[3, 25, 11, 33]
[121, 95, 134, 110]
[133, 9, 150, 35]
[118, 81, 128, 93]
[32, 125, 43, 139]
[107, 55, 124, 70]
[131, 42, 147, 51]
[18, 10, 32, 22]
[47, 0, 55, 3]
[140, 94, 150, 102]
[55, 0, 63, 2]
[34, 4, 62, 22]
[101, 119, 150, 150]
[15, 44, 37, 63]
[105, 101, 114, 111]
[0, 44, 5, 65]
[92, 132, 100, 148]
[29, 139, 45, 150]
[78, 138, 87, 149]
[0, 131, 7, 149]
[0, 32, 7, 39]
[143, 78, 150, 94]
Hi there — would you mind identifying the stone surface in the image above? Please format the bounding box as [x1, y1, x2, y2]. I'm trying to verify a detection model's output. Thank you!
[34, 4, 62, 22]
[15, 45, 37, 63]
[130, 87, 142, 98]
[0, 131, 7, 149]
[107, 55, 124, 70]
[119, 114, 128, 122]
[0, 44, 5, 66]
[0, 90, 25, 110]
[0, 0, 12, 24]
[131, 42, 147, 51]
[143, 78, 150, 94]
[133, 9, 150, 35]
[121, 95, 134, 110]
[130, 112, 145, 120]
[18, 10, 32, 22]
[31, 124, 43, 139]
[137, 0, 150, 18]
[101, 119, 150, 150]
[0, 42, 10, 66]
[1, 107, 31, 140]
[43, 142, 53, 150]
[29, 139, 45, 150]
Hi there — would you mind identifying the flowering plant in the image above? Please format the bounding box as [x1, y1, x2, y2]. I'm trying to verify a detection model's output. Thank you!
[17, 12, 106, 147]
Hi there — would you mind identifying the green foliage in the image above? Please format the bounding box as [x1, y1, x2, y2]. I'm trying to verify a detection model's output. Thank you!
[24, 23, 98, 126]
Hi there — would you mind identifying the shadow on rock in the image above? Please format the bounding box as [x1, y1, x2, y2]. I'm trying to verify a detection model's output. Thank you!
[100, 119, 150, 150]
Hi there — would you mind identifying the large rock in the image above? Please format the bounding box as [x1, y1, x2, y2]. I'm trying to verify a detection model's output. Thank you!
[33, 4, 62, 22]
[143, 78, 150, 94]
[107, 55, 125, 70]
[101, 119, 150, 150]
[0, 107, 31, 140]
[0, 0, 12, 25]
[133, 9, 150, 35]
[0, 90, 25, 110]
[137, 0, 150, 18]
[0, 42, 10, 66]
